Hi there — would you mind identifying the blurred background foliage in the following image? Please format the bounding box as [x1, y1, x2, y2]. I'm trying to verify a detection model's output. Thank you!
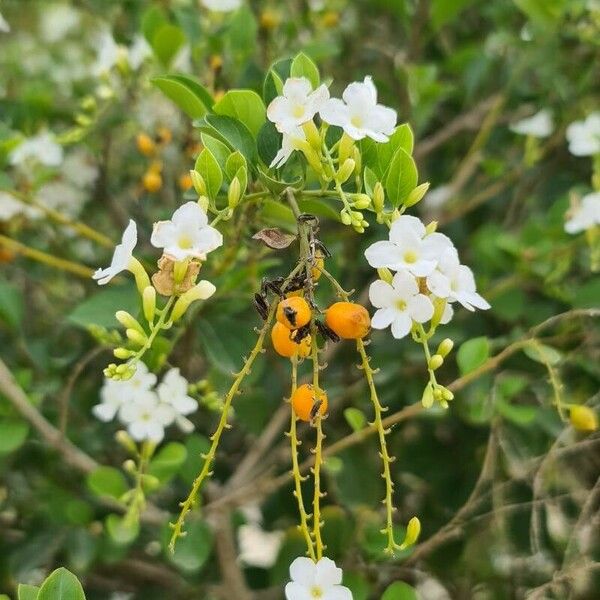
[0, 0, 599, 599]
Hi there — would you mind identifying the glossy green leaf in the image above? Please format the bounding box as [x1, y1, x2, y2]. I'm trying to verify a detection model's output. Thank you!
[18, 584, 40, 600]
[106, 514, 140, 546]
[523, 342, 562, 366]
[201, 133, 231, 170]
[148, 442, 188, 483]
[382, 581, 418, 600]
[457, 337, 490, 375]
[68, 284, 138, 329]
[37, 568, 86, 600]
[151, 24, 185, 66]
[214, 90, 266, 138]
[385, 147, 418, 207]
[225, 151, 247, 181]
[290, 52, 320, 89]
[344, 407, 367, 432]
[257, 120, 282, 167]
[152, 75, 213, 119]
[195, 148, 223, 200]
[141, 6, 167, 43]
[0, 419, 29, 454]
[165, 520, 213, 573]
[86, 466, 128, 500]
[203, 114, 258, 164]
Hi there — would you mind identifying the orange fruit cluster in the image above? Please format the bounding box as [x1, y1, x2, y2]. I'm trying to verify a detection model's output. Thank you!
[291, 384, 328, 422]
[325, 302, 371, 340]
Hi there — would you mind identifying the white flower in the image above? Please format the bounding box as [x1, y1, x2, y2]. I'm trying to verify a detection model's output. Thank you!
[119, 393, 176, 443]
[320, 76, 397, 142]
[36, 181, 87, 218]
[267, 77, 330, 134]
[93, 363, 157, 422]
[9, 132, 63, 168]
[364, 215, 453, 277]
[151, 202, 223, 261]
[566, 113, 600, 156]
[369, 270, 434, 339]
[427, 248, 490, 312]
[270, 127, 306, 169]
[200, 0, 243, 12]
[565, 192, 600, 234]
[510, 110, 554, 138]
[0, 11, 10, 33]
[93, 30, 126, 77]
[128, 35, 152, 70]
[62, 150, 99, 189]
[39, 4, 80, 43]
[285, 557, 352, 600]
[156, 368, 198, 433]
[0, 191, 26, 221]
[92, 220, 137, 285]
[238, 523, 283, 568]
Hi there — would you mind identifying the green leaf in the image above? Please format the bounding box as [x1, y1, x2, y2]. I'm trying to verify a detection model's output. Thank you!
[18, 584, 40, 600]
[257, 168, 302, 195]
[457, 337, 490, 375]
[106, 514, 140, 545]
[363, 166, 378, 197]
[290, 52, 320, 89]
[148, 442, 188, 484]
[225, 151, 247, 181]
[202, 114, 258, 164]
[0, 275, 24, 329]
[0, 419, 29, 454]
[86, 466, 128, 500]
[431, 0, 477, 30]
[257, 121, 282, 167]
[385, 147, 418, 207]
[37, 568, 86, 600]
[201, 133, 231, 170]
[344, 407, 366, 432]
[496, 398, 538, 426]
[391, 123, 415, 155]
[165, 519, 213, 573]
[263, 58, 291, 104]
[68, 284, 138, 329]
[297, 198, 341, 221]
[343, 573, 370, 600]
[514, 0, 567, 26]
[214, 90, 266, 138]
[152, 75, 213, 120]
[259, 199, 297, 232]
[151, 24, 185, 67]
[227, 6, 257, 60]
[382, 581, 418, 600]
[361, 123, 414, 179]
[141, 6, 168, 43]
[523, 342, 562, 366]
[195, 148, 223, 200]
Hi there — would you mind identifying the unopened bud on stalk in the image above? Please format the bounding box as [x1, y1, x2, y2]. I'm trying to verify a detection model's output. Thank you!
[425, 221, 438, 235]
[171, 280, 217, 322]
[421, 382, 434, 408]
[340, 210, 352, 226]
[228, 176, 241, 209]
[123, 459, 137, 474]
[115, 430, 137, 454]
[570, 405, 598, 432]
[337, 158, 356, 184]
[142, 286, 156, 323]
[404, 182, 430, 208]
[377, 268, 393, 284]
[302, 121, 321, 149]
[113, 347, 134, 360]
[198, 196, 210, 212]
[399, 516, 421, 550]
[128, 258, 151, 295]
[352, 194, 371, 209]
[373, 182, 385, 213]
[437, 338, 454, 358]
[126, 328, 147, 347]
[190, 170, 207, 196]
[338, 133, 354, 164]
[429, 354, 444, 370]
[115, 311, 144, 334]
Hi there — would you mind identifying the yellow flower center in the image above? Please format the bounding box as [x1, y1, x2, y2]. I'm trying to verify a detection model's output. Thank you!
[395, 299, 407, 311]
[293, 104, 306, 118]
[351, 115, 363, 128]
[310, 587, 323, 598]
[178, 235, 194, 249]
[403, 250, 417, 264]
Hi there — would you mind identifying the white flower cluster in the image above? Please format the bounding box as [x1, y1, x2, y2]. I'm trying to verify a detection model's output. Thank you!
[92, 29, 152, 77]
[510, 109, 554, 138]
[565, 192, 600, 235]
[93, 363, 198, 442]
[267, 75, 397, 168]
[566, 112, 600, 157]
[93, 202, 222, 284]
[285, 557, 352, 600]
[365, 216, 490, 339]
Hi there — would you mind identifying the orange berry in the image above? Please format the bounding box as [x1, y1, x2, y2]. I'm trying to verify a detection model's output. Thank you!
[142, 170, 162, 193]
[286, 289, 304, 298]
[179, 172, 193, 191]
[325, 302, 370, 340]
[276, 296, 312, 330]
[136, 133, 156, 156]
[271, 322, 311, 358]
[0, 247, 15, 263]
[291, 384, 328, 422]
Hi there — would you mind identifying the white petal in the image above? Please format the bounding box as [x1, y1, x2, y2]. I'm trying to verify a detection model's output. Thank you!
[285, 582, 312, 600]
[319, 98, 350, 129]
[307, 84, 330, 112]
[463, 291, 491, 310]
[283, 77, 312, 102]
[323, 586, 353, 600]
[409, 258, 438, 277]
[172, 201, 209, 229]
[145, 422, 165, 442]
[195, 225, 223, 254]
[151, 220, 178, 249]
[366, 104, 397, 137]
[427, 271, 451, 298]
[391, 313, 412, 339]
[369, 279, 396, 308]
[391, 270, 419, 296]
[128, 421, 148, 441]
[343, 79, 376, 111]
[267, 96, 294, 128]
[440, 302, 454, 324]
[389, 215, 426, 242]
[371, 307, 396, 329]
[92, 403, 118, 422]
[289, 557, 317, 585]
[173, 395, 198, 415]
[364, 240, 403, 269]
[315, 557, 343, 587]
[408, 294, 434, 323]
[176, 415, 195, 433]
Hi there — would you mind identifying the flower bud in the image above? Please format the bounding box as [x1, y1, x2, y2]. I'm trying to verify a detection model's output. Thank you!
[338, 133, 354, 164]
[115, 311, 144, 334]
[126, 328, 147, 347]
[404, 182, 430, 208]
[337, 159, 356, 184]
[570, 405, 598, 432]
[190, 170, 207, 196]
[227, 176, 241, 210]
[123, 459, 137, 474]
[115, 430, 137, 454]
[437, 338, 454, 358]
[302, 120, 321, 149]
[421, 382, 434, 408]
[171, 280, 217, 322]
[142, 286, 156, 323]
[113, 347, 135, 359]
[352, 194, 371, 209]
[425, 221, 438, 235]
[377, 268, 393, 284]
[127, 257, 151, 295]
[399, 516, 421, 550]
[141, 474, 161, 492]
[198, 196, 210, 212]
[340, 211, 352, 225]
[442, 387, 454, 401]
[352, 145, 362, 174]
[373, 182, 385, 213]
[429, 354, 444, 370]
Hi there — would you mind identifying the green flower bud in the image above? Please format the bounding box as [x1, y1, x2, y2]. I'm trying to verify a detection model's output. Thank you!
[377, 268, 393, 284]
[373, 182, 385, 213]
[570, 405, 598, 432]
[115, 430, 137, 454]
[337, 158, 356, 184]
[442, 388, 454, 401]
[123, 459, 137, 474]
[142, 286, 156, 324]
[302, 120, 322, 149]
[341, 211, 352, 226]
[190, 170, 207, 196]
[425, 221, 438, 235]
[228, 176, 241, 209]
[198, 196, 210, 212]
[399, 516, 421, 550]
[352, 194, 371, 209]
[429, 354, 444, 370]
[128, 257, 151, 295]
[338, 132, 355, 163]
[114, 347, 134, 359]
[171, 280, 217, 323]
[421, 382, 434, 408]
[437, 338, 454, 358]
[115, 311, 144, 334]
[404, 182, 430, 208]
[126, 328, 147, 347]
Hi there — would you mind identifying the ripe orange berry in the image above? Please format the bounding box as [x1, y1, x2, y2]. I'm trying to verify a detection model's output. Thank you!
[142, 170, 162, 193]
[178, 172, 193, 191]
[136, 133, 156, 156]
[271, 322, 311, 358]
[325, 302, 371, 339]
[276, 296, 312, 330]
[291, 384, 328, 422]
